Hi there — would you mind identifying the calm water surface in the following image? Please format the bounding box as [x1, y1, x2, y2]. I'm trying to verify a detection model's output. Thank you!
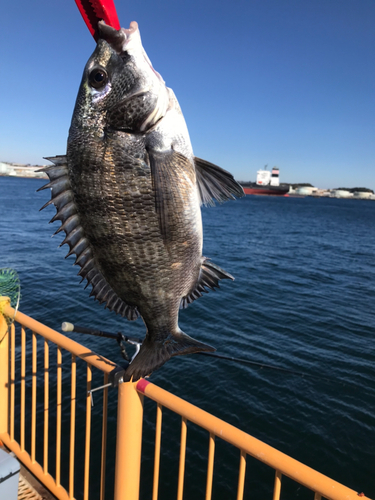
[0, 176, 374, 499]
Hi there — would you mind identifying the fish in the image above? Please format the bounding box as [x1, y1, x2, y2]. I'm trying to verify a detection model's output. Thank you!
[39, 21, 244, 381]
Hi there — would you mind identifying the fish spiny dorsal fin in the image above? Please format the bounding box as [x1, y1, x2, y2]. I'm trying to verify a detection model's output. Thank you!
[180, 258, 234, 309]
[38, 156, 139, 321]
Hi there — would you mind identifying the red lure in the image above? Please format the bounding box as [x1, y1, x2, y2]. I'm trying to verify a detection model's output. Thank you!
[74, 0, 121, 40]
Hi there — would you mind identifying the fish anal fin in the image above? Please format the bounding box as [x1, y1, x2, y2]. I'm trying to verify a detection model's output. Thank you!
[123, 331, 215, 382]
[194, 156, 244, 206]
[180, 258, 234, 309]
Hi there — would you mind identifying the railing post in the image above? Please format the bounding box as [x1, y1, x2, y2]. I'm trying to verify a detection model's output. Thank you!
[0, 297, 10, 436]
[114, 380, 144, 500]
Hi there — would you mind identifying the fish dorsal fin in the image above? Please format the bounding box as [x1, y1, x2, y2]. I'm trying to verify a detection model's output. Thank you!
[180, 258, 234, 309]
[148, 149, 195, 242]
[38, 156, 139, 321]
[194, 157, 244, 206]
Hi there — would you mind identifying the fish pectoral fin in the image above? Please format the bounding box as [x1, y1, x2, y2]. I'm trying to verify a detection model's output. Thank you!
[123, 331, 215, 382]
[148, 149, 194, 242]
[194, 156, 244, 206]
[180, 258, 234, 309]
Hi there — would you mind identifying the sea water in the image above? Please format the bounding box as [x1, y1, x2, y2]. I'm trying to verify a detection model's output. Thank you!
[0, 176, 374, 499]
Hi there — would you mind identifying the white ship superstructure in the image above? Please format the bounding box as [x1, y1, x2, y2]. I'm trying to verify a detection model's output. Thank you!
[256, 167, 280, 186]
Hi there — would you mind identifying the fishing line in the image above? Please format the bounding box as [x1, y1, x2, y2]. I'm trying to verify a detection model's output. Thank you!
[195, 351, 330, 381]
[61, 322, 344, 385]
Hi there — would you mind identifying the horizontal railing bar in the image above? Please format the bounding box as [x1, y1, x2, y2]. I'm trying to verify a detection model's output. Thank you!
[3, 305, 116, 375]
[136, 380, 369, 500]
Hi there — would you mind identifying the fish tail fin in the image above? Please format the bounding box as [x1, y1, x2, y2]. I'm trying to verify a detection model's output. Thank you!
[123, 330, 215, 382]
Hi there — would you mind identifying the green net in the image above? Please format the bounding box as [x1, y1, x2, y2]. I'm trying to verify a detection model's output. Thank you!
[0, 268, 21, 324]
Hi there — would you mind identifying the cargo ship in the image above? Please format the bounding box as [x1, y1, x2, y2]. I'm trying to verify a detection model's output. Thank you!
[241, 167, 289, 196]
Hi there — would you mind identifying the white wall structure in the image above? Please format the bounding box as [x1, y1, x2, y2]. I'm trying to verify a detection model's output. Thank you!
[295, 186, 318, 196]
[0, 162, 11, 174]
[352, 191, 373, 199]
[330, 190, 353, 198]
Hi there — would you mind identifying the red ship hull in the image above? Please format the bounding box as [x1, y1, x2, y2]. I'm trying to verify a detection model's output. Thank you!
[242, 186, 289, 196]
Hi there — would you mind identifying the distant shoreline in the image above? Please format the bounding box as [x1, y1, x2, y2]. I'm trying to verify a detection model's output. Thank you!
[1, 172, 374, 200]
[0, 173, 47, 180]
[0, 161, 48, 179]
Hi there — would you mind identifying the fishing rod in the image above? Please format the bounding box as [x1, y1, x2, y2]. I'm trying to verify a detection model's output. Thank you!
[61, 322, 333, 383]
[62, 322, 141, 362]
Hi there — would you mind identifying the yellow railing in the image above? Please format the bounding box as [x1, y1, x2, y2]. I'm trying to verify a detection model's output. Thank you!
[0, 298, 143, 500]
[0, 298, 370, 500]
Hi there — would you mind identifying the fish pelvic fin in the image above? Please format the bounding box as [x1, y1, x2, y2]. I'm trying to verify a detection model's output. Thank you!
[123, 331, 215, 382]
[180, 258, 234, 309]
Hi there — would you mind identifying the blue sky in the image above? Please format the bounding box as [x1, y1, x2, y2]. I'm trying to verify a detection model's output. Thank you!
[2, 0, 374, 189]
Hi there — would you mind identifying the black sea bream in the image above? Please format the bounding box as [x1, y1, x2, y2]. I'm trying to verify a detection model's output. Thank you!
[39, 21, 244, 381]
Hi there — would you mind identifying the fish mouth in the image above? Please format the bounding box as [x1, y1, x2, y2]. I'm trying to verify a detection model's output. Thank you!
[98, 20, 139, 54]
[98, 20, 165, 85]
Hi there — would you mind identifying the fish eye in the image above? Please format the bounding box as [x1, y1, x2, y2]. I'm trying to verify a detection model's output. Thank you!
[88, 68, 108, 89]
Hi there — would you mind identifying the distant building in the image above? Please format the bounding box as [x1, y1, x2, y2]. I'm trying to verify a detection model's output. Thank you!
[294, 186, 318, 196]
[288, 185, 318, 196]
[313, 189, 330, 197]
[330, 190, 352, 198]
[0, 162, 47, 179]
[0, 162, 11, 174]
[352, 191, 373, 199]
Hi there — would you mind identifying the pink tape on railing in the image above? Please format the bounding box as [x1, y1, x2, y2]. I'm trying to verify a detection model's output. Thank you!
[136, 379, 150, 393]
